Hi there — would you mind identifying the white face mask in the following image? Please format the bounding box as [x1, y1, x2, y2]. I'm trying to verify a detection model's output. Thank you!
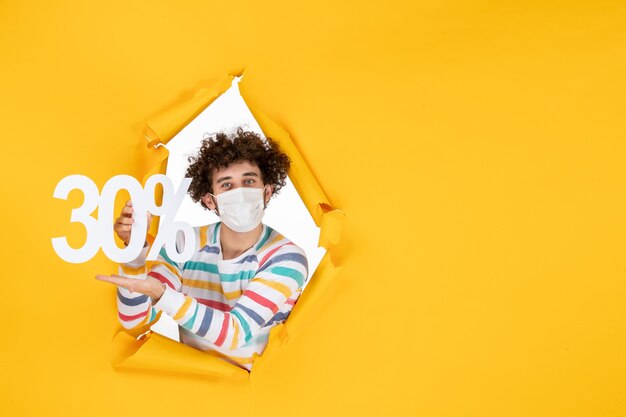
[209, 187, 267, 232]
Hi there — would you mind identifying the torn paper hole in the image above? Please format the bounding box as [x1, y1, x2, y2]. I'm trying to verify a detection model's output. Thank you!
[111, 72, 345, 377]
[150, 76, 327, 342]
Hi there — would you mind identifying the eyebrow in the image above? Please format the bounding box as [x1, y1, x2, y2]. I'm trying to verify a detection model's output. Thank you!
[215, 172, 259, 184]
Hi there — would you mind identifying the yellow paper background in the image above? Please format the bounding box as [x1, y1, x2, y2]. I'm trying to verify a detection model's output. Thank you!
[1, 1, 626, 416]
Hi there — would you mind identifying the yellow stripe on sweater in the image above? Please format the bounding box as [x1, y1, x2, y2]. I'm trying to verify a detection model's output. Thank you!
[229, 321, 241, 350]
[173, 297, 193, 320]
[149, 260, 182, 279]
[183, 278, 243, 300]
[252, 278, 292, 298]
[120, 263, 145, 275]
[259, 234, 284, 251]
[199, 225, 208, 248]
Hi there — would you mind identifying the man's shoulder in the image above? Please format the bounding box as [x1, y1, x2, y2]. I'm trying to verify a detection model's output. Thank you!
[260, 224, 306, 257]
[258, 225, 308, 279]
[190, 222, 220, 247]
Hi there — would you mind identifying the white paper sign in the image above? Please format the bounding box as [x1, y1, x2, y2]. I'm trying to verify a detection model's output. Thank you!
[52, 174, 195, 264]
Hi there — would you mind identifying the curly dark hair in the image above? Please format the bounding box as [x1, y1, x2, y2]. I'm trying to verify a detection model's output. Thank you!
[185, 127, 291, 210]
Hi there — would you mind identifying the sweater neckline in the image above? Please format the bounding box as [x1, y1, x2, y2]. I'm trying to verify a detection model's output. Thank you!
[215, 222, 268, 263]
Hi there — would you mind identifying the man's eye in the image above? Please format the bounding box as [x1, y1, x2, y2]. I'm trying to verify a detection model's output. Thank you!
[245, 179, 255, 184]
[221, 183, 231, 188]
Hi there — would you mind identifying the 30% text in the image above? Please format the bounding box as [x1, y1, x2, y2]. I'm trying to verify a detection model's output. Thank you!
[52, 174, 195, 264]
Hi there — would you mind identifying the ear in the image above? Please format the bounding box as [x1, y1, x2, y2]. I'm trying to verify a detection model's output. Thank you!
[201, 193, 216, 210]
[264, 184, 274, 205]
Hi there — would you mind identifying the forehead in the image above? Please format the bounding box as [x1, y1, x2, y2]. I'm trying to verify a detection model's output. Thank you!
[211, 160, 261, 183]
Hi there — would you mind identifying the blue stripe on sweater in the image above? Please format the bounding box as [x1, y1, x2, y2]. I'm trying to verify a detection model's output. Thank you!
[199, 246, 220, 254]
[265, 311, 291, 326]
[196, 306, 213, 337]
[236, 304, 265, 327]
[236, 254, 258, 264]
[117, 288, 148, 306]
[257, 252, 308, 273]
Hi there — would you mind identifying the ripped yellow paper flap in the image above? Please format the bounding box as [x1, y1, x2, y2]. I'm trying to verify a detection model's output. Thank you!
[111, 331, 249, 380]
[143, 72, 239, 147]
[319, 208, 344, 249]
[280, 252, 342, 340]
[111, 71, 345, 379]
[239, 99, 330, 221]
[248, 323, 290, 376]
[238, 88, 345, 250]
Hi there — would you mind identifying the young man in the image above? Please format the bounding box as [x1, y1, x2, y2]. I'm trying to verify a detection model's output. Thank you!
[96, 128, 309, 371]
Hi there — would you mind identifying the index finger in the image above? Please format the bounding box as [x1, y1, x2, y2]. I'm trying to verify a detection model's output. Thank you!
[95, 274, 131, 287]
[121, 206, 133, 216]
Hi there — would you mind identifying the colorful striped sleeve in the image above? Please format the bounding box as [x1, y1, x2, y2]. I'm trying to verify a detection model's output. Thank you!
[116, 237, 185, 330]
[152, 244, 308, 350]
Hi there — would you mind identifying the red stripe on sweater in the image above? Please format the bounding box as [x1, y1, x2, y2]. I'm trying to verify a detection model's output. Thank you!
[214, 314, 230, 347]
[118, 309, 148, 322]
[258, 242, 294, 268]
[195, 298, 230, 311]
[246, 290, 278, 313]
[148, 271, 175, 289]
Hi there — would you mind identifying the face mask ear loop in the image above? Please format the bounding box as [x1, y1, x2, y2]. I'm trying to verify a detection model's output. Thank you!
[263, 185, 270, 210]
[207, 191, 220, 216]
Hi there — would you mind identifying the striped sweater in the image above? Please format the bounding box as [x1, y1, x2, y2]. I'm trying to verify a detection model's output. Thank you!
[116, 222, 309, 371]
